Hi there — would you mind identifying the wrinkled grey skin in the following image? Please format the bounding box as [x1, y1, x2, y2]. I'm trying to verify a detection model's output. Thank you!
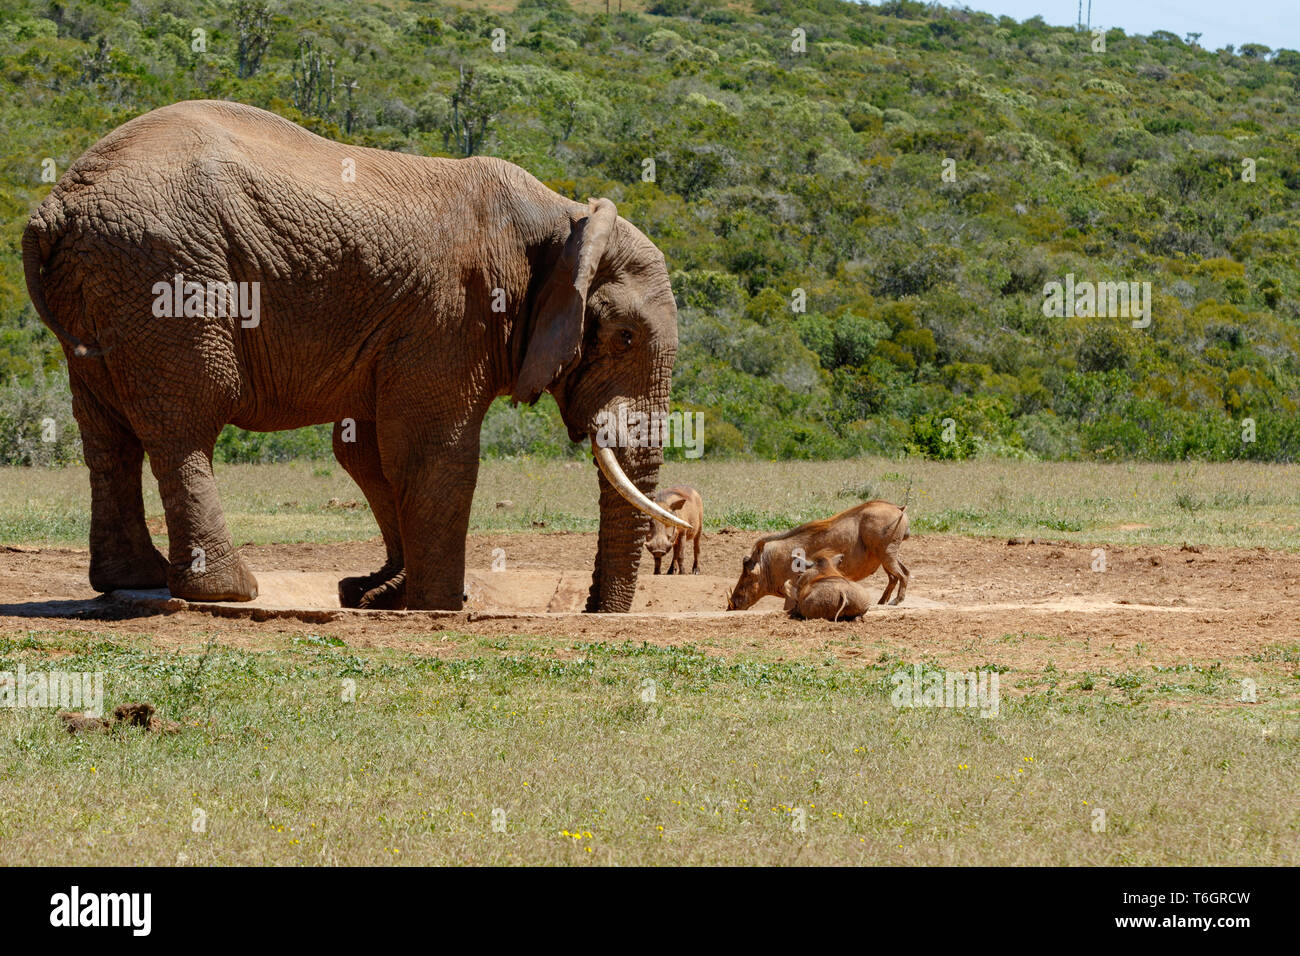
[23, 100, 677, 612]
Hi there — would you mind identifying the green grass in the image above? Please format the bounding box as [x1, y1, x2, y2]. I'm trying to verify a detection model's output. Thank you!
[2, 458, 1300, 549]
[0, 629, 1296, 865]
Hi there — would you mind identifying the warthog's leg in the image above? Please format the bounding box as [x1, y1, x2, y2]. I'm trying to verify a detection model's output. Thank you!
[879, 549, 909, 605]
[669, 531, 685, 574]
[893, 558, 910, 604]
[691, 530, 701, 574]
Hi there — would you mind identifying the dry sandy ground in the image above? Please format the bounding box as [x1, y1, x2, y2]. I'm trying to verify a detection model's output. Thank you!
[1, 532, 1297, 695]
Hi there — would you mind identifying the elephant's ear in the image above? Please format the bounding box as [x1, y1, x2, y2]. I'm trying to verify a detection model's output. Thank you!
[512, 197, 618, 404]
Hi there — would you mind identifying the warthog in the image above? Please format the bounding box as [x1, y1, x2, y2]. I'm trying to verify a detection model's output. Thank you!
[645, 485, 704, 574]
[726, 500, 909, 610]
[782, 551, 874, 621]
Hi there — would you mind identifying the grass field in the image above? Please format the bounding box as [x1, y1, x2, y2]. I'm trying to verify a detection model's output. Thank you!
[2, 457, 1299, 550]
[1, 459, 1298, 865]
[1, 628, 1295, 865]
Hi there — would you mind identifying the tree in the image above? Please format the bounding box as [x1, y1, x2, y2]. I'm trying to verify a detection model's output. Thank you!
[446, 66, 518, 156]
[77, 35, 111, 84]
[291, 38, 335, 118]
[340, 77, 359, 135]
[233, 0, 272, 79]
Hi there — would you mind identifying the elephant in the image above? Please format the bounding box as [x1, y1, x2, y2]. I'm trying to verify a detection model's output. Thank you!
[22, 99, 689, 612]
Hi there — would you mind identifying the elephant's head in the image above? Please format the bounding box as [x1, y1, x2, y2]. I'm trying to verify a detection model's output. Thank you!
[511, 196, 686, 612]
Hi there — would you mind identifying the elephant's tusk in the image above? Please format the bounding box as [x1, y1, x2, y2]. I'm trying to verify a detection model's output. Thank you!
[592, 444, 692, 531]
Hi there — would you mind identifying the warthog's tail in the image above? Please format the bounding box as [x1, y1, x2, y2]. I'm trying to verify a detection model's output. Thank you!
[886, 503, 909, 541]
[897, 480, 913, 539]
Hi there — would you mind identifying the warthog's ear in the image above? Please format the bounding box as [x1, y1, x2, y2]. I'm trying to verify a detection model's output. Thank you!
[669, 498, 687, 511]
[513, 198, 618, 404]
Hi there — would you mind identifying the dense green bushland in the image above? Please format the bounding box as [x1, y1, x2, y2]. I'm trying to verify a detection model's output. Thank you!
[2, 0, 1299, 464]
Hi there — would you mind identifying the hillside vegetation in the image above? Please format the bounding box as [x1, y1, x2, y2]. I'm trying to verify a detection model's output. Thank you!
[2, 0, 1299, 463]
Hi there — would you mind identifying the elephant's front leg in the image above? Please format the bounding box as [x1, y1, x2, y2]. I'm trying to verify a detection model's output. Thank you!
[391, 443, 479, 611]
[149, 446, 258, 602]
[334, 420, 405, 610]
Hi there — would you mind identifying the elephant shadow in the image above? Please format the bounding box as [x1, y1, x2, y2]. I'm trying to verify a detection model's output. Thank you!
[0, 597, 166, 621]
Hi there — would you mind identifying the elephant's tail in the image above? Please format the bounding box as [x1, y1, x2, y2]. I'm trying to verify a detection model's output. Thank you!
[22, 207, 108, 359]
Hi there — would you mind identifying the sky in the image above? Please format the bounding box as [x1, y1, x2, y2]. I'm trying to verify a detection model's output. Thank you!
[919, 1, 1300, 54]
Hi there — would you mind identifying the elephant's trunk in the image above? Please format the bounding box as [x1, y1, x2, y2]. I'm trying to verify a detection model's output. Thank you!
[586, 442, 660, 613]
[578, 336, 676, 612]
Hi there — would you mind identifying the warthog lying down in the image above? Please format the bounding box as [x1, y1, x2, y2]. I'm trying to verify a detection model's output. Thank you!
[782, 552, 874, 621]
[726, 500, 909, 610]
[645, 485, 704, 574]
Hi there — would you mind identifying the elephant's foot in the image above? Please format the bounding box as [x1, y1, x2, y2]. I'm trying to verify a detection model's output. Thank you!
[339, 567, 406, 610]
[359, 572, 406, 610]
[89, 546, 169, 593]
[338, 570, 382, 608]
[404, 579, 464, 611]
[168, 549, 258, 602]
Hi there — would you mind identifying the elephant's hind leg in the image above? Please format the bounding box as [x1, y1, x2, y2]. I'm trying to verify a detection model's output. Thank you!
[333, 420, 405, 610]
[71, 374, 168, 592]
[147, 444, 257, 602]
